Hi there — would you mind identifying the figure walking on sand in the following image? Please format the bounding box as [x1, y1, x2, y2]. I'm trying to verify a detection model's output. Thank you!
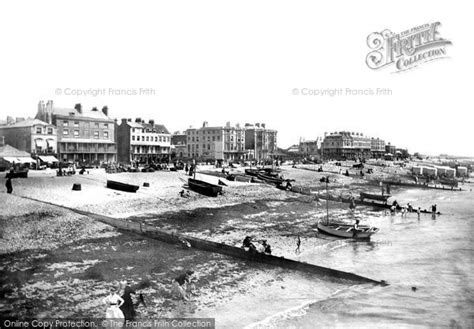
[103, 287, 125, 326]
[295, 235, 301, 254]
[5, 175, 13, 194]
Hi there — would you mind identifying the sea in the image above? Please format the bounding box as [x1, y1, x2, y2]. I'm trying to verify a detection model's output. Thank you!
[192, 183, 474, 328]
[248, 186, 473, 328]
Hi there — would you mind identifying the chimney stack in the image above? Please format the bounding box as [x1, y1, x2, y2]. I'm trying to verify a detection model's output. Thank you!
[16, 117, 25, 123]
[149, 119, 155, 128]
[127, 118, 132, 122]
[102, 106, 109, 117]
[74, 103, 82, 114]
[261, 123, 266, 128]
[6, 116, 14, 125]
[255, 123, 260, 128]
[203, 121, 208, 128]
[135, 118, 141, 123]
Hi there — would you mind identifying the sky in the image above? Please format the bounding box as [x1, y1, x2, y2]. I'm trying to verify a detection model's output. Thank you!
[0, 1, 472, 156]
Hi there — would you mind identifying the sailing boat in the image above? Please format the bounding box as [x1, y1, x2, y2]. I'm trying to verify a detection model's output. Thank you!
[316, 176, 379, 239]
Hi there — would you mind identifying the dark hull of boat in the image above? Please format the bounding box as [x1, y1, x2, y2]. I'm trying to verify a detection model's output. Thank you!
[360, 192, 391, 202]
[257, 173, 284, 185]
[6, 171, 28, 178]
[317, 222, 378, 239]
[245, 169, 260, 176]
[188, 178, 222, 197]
[106, 180, 139, 193]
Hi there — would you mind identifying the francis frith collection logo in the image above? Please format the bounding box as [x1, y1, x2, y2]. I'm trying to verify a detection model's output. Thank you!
[366, 22, 452, 72]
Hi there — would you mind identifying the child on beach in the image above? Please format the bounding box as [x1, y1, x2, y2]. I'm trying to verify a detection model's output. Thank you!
[172, 270, 196, 301]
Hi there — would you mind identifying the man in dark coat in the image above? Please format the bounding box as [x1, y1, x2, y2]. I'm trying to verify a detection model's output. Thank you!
[5, 175, 13, 194]
[120, 281, 136, 321]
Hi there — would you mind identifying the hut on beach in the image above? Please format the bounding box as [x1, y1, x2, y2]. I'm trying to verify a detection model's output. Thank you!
[0, 144, 35, 171]
[457, 166, 468, 177]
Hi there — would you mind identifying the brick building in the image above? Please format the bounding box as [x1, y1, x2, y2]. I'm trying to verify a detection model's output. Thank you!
[36, 100, 116, 164]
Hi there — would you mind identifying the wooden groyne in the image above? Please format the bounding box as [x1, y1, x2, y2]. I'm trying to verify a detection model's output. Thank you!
[14, 195, 388, 286]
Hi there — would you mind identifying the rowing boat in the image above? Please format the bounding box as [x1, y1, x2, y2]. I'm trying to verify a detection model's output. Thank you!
[106, 180, 139, 193]
[360, 192, 391, 202]
[188, 178, 222, 197]
[257, 173, 285, 185]
[317, 221, 379, 239]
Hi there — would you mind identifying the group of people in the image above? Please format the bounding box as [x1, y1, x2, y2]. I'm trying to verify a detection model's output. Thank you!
[102, 280, 144, 325]
[171, 270, 197, 301]
[242, 236, 272, 254]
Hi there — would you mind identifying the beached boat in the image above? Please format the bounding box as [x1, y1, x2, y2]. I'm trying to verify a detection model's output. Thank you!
[245, 168, 260, 176]
[317, 221, 379, 239]
[188, 178, 222, 197]
[6, 170, 28, 178]
[257, 173, 285, 185]
[106, 180, 139, 193]
[360, 192, 391, 202]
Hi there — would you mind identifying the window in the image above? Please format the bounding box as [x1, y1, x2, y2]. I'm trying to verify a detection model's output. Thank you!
[74, 122, 79, 128]
[36, 127, 42, 134]
[63, 121, 68, 127]
[47, 128, 53, 135]
[74, 130, 79, 137]
[104, 131, 109, 138]
[146, 136, 149, 141]
[142, 136, 145, 141]
[155, 137, 158, 142]
[104, 123, 109, 128]
[94, 131, 99, 139]
[132, 136, 135, 141]
[63, 129, 69, 135]
[132, 128, 135, 133]
[94, 123, 99, 128]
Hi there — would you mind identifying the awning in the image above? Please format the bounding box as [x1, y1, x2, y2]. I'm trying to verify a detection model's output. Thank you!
[16, 157, 36, 163]
[39, 156, 59, 163]
[34, 138, 46, 148]
[2, 157, 18, 163]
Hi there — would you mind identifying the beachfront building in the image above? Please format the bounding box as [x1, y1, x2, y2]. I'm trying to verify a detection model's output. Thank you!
[370, 137, 385, 159]
[321, 131, 372, 160]
[244, 123, 278, 162]
[185, 121, 247, 163]
[298, 138, 321, 158]
[385, 143, 396, 156]
[171, 132, 187, 159]
[117, 118, 171, 164]
[0, 118, 58, 162]
[36, 100, 116, 164]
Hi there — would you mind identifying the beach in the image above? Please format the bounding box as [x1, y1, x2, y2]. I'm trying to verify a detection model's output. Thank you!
[1, 163, 473, 327]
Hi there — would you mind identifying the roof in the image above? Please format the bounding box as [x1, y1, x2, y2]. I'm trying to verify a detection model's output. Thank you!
[141, 122, 170, 134]
[52, 107, 113, 121]
[0, 144, 31, 157]
[0, 118, 51, 128]
[126, 121, 144, 128]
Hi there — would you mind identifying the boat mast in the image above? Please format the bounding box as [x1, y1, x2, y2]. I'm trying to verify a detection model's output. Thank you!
[326, 176, 329, 225]
[193, 159, 196, 180]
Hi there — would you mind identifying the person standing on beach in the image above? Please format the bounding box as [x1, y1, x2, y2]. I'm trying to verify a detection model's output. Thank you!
[103, 287, 125, 325]
[172, 270, 195, 301]
[5, 175, 12, 194]
[295, 235, 301, 254]
[120, 280, 136, 322]
[417, 207, 421, 220]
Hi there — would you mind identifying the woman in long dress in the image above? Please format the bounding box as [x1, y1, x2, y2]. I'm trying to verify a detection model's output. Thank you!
[103, 288, 125, 325]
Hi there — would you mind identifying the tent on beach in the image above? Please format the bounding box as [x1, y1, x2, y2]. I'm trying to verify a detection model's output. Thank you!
[0, 144, 35, 170]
